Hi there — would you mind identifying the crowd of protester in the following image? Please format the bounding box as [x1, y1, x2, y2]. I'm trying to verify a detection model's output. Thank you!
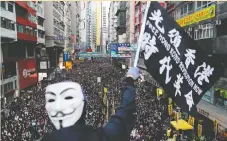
[1, 58, 226, 141]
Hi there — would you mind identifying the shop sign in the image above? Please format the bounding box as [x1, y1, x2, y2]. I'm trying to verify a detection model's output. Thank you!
[198, 108, 209, 117]
[177, 5, 215, 27]
[18, 58, 38, 90]
[23, 68, 35, 78]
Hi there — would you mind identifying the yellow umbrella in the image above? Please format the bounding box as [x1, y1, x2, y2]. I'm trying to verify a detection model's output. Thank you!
[170, 119, 193, 130]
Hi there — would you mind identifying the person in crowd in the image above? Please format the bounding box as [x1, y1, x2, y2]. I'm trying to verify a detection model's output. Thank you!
[2, 58, 222, 141]
[41, 67, 139, 141]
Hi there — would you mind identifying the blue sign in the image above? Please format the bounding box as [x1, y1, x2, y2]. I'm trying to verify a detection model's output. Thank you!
[110, 43, 131, 58]
[63, 51, 69, 61]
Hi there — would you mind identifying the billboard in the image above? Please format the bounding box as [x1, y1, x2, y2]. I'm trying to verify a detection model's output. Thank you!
[18, 58, 38, 90]
[110, 43, 131, 58]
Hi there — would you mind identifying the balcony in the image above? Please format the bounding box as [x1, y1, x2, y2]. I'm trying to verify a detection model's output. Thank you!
[37, 24, 44, 31]
[17, 32, 37, 42]
[0, 26, 17, 40]
[1, 3, 16, 22]
[1, 17, 17, 40]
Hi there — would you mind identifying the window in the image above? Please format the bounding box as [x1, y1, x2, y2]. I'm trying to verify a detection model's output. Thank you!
[33, 29, 37, 36]
[1, 17, 7, 28]
[28, 13, 37, 23]
[1, 1, 6, 9]
[17, 24, 23, 33]
[38, 17, 44, 26]
[195, 1, 214, 11]
[1, 17, 15, 31]
[8, 2, 14, 12]
[16, 5, 27, 19]
[194, 23, 213, 40]
[179, 2, 193, 18]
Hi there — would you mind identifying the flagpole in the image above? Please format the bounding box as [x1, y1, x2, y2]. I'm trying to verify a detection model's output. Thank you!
[133, 2, 151, 67]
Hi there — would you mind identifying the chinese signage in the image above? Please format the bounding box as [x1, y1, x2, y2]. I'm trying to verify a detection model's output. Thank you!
[110, 43, 131, 58]
[138, 2, 224, 114]
[18, 58, 38, 90]
[63, 51, 69, 62]
[197, 108, 209, 117]
[177, 5, 216, 27]
[40, 61, 47, 70]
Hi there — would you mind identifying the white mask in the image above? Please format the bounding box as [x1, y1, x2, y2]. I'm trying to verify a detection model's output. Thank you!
[45, 82, 85, 130]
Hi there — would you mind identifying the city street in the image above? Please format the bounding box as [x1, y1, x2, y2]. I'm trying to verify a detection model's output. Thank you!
[1, 1, 227, 141]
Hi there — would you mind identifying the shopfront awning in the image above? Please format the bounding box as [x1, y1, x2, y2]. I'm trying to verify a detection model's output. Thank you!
[170, 119, 193, 130]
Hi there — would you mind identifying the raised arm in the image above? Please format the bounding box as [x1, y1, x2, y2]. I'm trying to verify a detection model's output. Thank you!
[102, 67, 139, 141]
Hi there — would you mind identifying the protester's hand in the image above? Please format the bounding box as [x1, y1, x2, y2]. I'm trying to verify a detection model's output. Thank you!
[126, 67, 140, 80]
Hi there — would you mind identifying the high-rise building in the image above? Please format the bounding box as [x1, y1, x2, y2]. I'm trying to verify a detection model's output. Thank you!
[101, 2, 109, 54]
[125, 1, 135, 43]
[64, 2, 72, 52]
[115, 1, 127, 43]
[44, 1, 65, 67]
[1, 1, 42, 97]
[108, 2, 117, 43]
[71, 1, 81, 52]
[96, 1, 101, 49]
[91, 2, 97, 52]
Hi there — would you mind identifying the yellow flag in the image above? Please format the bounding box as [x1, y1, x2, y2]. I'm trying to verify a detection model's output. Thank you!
[104, 87, 108, 93]
[103, 92, 107, 106]
[156, 88, 163, 97]
[213, 120, 217, 134]
[188, 116, 191, 124]
[168, 104, 173, 116]
[198, 124, 202, 137]
[191, 117, 194, 126]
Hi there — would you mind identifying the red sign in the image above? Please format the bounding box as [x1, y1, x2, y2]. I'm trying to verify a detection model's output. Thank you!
[71, 34, 75, 44]
[87, 48, 92, 52]
[18, 58, 38, 90]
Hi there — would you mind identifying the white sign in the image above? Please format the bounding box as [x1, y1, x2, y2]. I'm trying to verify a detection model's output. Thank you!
[38, 73, 47, 81]
[122, 64, 126, 69]
[40, 61, 47, 69]
[14, 89, 19, 98]
[23, 68, 35, 78]
[97, 77, 101, 83]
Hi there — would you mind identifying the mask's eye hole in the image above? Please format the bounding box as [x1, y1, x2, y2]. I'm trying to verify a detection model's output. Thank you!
[48, 99, 55, 102]
[65, 96, 73, 100]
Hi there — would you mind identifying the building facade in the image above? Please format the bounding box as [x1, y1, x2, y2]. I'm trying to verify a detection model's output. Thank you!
[167, 1, 227, 132]
[108, 1, 117, 44]
[44, 1, 65, 67]
[101, 3, 109, 54]
[1, 1, 39, 98]
[115, 1, 127, 43]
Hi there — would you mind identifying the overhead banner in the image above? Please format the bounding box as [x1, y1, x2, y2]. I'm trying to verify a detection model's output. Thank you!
[138, 2, 224, 114]
[177, 5, 215, 27]
[110, 43, 131, 58]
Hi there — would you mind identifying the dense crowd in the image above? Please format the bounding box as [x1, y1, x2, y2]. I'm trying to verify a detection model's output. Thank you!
[2, 58, 225, 141]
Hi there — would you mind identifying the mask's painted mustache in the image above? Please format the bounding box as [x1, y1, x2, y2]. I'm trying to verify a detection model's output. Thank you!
[51, 109, 76, 117]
